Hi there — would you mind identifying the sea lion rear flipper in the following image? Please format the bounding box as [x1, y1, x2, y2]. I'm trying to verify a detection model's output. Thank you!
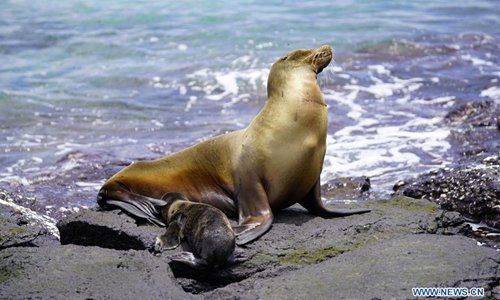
[299, 180, 371, 217]
[169, 251, 208, 270]
[107, 200, 164, 226]
[98, 181, 166, 226]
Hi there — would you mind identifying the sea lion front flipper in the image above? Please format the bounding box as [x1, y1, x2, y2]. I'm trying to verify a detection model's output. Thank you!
[235, 217, 272, 245]
[235, 182, 274, 245]
[232, 224, 257, 235]
[299, 179, 371, 217]
[154, 215, 186, 252]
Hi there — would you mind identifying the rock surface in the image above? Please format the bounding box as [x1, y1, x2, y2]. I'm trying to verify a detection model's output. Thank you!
[445, 100, 499, 162]
[392, 100, 500, 234]
[0, 245, 190, 300]
[57, 208, 163, 250]
[393, 158, 500, 230]
[206, 235, 499, 300]
[0, 191, 59, 249]
[444, 100, 499, 128]
[3, 195, 496, 299]
[320, 176, 371, 201]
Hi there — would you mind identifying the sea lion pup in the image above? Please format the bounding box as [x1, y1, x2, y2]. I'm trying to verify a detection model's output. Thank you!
[154, 192, 236, 270]
[98, 44, 370, 245]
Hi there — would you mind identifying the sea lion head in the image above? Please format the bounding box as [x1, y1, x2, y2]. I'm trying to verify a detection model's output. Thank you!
[275, 44, 333, 74]
[267, 45, 333, 97]
[160, 192, 189, 222]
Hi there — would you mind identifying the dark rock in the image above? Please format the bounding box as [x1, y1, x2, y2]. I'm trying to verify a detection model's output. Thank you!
[321, 176, 371, 200]
[57, 208, 163, 250]
[0, 245, 191, 299]
[0, 190, 59, 249]
[205, 235, 500, 300]
[448, 127, 500, 160]
[57, 196, 467, 294]
[444, 101, 500, 162]
[4, 195, 496, 299]
[0, 207, 41, 249]
[445, 100, 498, 127]
[171, 196, 473, 293]
[393, 162, 500, 229]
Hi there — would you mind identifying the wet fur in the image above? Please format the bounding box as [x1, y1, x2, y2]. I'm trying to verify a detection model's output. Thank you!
[155, 194, 235, 270]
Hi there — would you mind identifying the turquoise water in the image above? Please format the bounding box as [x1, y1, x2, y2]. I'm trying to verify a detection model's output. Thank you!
[0, 1, 498, 216]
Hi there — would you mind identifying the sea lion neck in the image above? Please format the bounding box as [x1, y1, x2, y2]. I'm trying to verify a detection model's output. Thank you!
[266, 66, 324, 107]
[267, 65, 317, 100]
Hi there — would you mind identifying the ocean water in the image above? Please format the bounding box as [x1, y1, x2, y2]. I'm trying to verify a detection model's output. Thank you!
[0, 1, 499, 217]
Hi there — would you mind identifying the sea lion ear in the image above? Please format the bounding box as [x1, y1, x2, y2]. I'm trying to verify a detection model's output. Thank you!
[281, 55, 288, 61]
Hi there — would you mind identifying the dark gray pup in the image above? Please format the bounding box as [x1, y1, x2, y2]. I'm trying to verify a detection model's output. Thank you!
[154, 193, 236, 270]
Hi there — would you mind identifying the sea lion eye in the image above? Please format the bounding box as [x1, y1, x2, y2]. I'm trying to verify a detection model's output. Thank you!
[281, 56, 288, 61]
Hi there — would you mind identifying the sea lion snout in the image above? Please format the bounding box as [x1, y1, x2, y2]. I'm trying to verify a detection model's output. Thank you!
[316, 45, 333, 56]
[313, 45, 333, 73]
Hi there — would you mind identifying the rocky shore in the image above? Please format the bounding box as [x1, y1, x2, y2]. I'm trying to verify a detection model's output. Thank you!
[1, 101, 499, 299]
[1, 192, 498, 299]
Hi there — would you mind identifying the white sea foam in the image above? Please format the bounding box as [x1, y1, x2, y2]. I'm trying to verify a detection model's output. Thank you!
[186, 66, 268, 105]
[321, 69, 451, 195]
[75, 181, 103, 189]
[59, 159, 80, 172]
[216, 73, 240, 96]
[322, 113, 451, 192]
[231, 55, 259, 68]
[346, 76, 423, 98]
[185, 96, 198, 112]
[328, 66, 343, 72]
[461, 54, 494, 66]
[0, 175, 30, 186]
[322, 69, 455, 191]
[255, 42, 273, 49]
[325, 90, 364, 120]
[480, 86, 500, 101]
[151, 120, 164, 127]
[368, 64, 391, 75]
[179, 85, 187, 95]
[412, 96, 455, 106]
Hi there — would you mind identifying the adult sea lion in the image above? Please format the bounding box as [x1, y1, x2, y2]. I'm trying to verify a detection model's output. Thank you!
[98, 44, 370, 245]
[154, 192, 236, 270]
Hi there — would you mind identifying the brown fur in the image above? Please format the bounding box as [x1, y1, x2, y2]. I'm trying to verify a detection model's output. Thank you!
[98, 45, 369, 245]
